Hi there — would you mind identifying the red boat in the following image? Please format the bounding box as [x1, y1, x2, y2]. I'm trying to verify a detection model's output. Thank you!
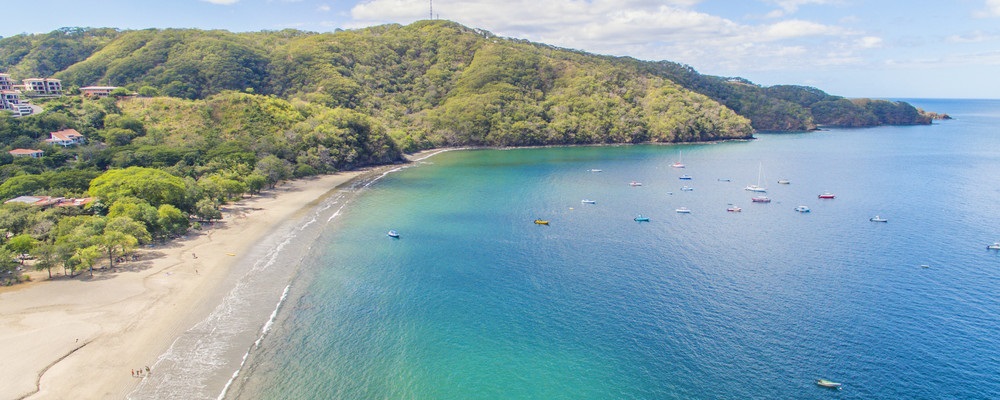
[818, 192, 836, 199]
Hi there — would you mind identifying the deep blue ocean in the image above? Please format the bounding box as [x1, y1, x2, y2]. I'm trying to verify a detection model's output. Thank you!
[226, 99, 1000, 399]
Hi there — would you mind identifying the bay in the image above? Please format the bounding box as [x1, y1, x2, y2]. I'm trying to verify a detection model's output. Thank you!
[226, 99, 1000, 399]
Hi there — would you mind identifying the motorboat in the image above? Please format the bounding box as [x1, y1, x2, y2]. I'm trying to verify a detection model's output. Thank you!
[818, 192, 836, 199]
[681, 186, 694, 191]
[794, 205, 810, 213]
[718, 178, 732, 182]
[533, 219, 549, 225]
[679, 174, 693, 180]
[675, 207, 691, 213]
[727, 205, 742, 212]
[988, 242, 1000, 250]
[777, 179, 790, 184]
[634, 215, 650, 222]
[751, 196, 771, 203]
[629, 181, 643, 186]
[588, 169, 603, 172]
[387, 230, 400, 238]
[815, 379, 842, 389]
[870, 216, 888, 222]
[581, 199, 597, 204]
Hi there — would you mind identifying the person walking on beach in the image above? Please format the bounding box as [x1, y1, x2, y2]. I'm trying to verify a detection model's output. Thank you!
[131, 369, 134, 377]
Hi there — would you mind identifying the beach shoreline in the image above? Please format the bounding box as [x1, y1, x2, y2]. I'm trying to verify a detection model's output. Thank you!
[0, 161, 410, 399]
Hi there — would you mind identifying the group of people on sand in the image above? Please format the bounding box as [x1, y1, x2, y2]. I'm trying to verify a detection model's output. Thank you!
[131, 366, 150, 378]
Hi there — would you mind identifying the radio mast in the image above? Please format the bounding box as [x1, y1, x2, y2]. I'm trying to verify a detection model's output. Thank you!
[430, 0, 433, 19]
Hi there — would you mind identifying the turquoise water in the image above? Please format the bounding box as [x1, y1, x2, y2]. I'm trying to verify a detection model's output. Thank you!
[228, 99, 1000, 399]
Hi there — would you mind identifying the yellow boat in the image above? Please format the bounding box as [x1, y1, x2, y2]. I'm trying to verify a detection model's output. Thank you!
[533, 219, 549, 225]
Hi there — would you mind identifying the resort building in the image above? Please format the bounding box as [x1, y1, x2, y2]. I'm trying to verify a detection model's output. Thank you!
[22, 78, 62, 95]
[3, 196, 93, 208]
[0, 90, 31, 116]
[45, 128, 86, 147]
[7, 148, 44, 158]
[80, 86, 119, 98]
[0, 73, 13, 91]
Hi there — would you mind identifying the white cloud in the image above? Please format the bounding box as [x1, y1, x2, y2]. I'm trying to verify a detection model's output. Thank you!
[982, 0, 1000, 17]
[857, 36, 882, 48]
[347, 0, 873, 76]
[201, 0, 240, 5]
[761, 20, 847, 40]
[947, 30, 996, 43]
[318, 4, 332, 12]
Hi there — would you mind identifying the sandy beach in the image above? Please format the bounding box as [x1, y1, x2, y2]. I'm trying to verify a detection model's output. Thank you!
[0, 170, 370, 400]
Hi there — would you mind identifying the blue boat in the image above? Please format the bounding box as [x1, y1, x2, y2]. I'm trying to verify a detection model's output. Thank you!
[634, 215, 650, 222]
[679, 174, 693, 180]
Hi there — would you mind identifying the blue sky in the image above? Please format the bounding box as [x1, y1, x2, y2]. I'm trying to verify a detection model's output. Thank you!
[2, 0, 998, 99]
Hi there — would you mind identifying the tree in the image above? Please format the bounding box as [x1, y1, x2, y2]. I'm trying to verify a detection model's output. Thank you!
[156, 204, 189, 238]
[253, 155, 292, 189]
[244, 174, 267, 196]
[0, 248, 19, 284]
[194, 198, 222, 222]
[98, 230, 138, 270]
[6, 234, 37, 264]
[31, 242, 59, 279]
[105, 216, 151, 244]
[71, 245, 102, 277]
[107, 197, 158, 235]
[89, 167, 189, 210]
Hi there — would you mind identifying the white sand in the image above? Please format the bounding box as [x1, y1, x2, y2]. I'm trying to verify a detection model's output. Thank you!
[0, 171, 368, 400]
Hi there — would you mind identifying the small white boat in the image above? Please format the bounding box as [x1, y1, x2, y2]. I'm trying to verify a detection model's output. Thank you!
[794, 205, 810, 213]
[988, 242, 1000, 250]
[681, 186, 694, 191]
[751, 196, 771, 203]
[588, 169, 603, 172]
[818, 192, 836, 199]
[679, 174, 692, 180]
[629, 181, 643, 186]
[581, 199, 596, 204]
[777, 179, 790, 184]
[816, 379, 842, 389]
[870, 216, 888, 222]
[727, 205, 742, 212]
[675, 207, 691, 213]
[387, 230, 400, 238]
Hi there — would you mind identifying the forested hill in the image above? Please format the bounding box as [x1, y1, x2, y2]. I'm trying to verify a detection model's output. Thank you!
[1, 21, 934, 148]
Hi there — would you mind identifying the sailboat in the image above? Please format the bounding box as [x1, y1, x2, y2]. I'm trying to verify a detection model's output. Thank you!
[745, 162, 767, 192]
[671, 149, 685, 168]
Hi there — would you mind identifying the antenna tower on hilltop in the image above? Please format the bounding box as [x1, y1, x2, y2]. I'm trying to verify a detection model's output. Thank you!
[430, 0, 433, 19]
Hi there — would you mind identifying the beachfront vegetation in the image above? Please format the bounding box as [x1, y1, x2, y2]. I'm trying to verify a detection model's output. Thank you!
[0, 20, 939, 280]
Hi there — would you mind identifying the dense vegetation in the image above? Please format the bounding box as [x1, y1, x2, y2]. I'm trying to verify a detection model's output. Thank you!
[0, 20, 940, 282]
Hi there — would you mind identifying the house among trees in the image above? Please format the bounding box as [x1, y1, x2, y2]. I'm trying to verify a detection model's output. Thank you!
[80, 86, 119, 98]
[8, 148, 44, 158]
[45, 128, 86, 147]
[22, 77, 62, 96]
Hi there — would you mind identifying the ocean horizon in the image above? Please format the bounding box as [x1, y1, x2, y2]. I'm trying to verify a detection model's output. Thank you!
[135, 98, 1000, 399]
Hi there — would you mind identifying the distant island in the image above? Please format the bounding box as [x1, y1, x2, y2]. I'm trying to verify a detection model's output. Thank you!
[0, 20, 948, 281]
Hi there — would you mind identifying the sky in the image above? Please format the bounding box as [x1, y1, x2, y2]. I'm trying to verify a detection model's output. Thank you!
[1, 0, 999, 99]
